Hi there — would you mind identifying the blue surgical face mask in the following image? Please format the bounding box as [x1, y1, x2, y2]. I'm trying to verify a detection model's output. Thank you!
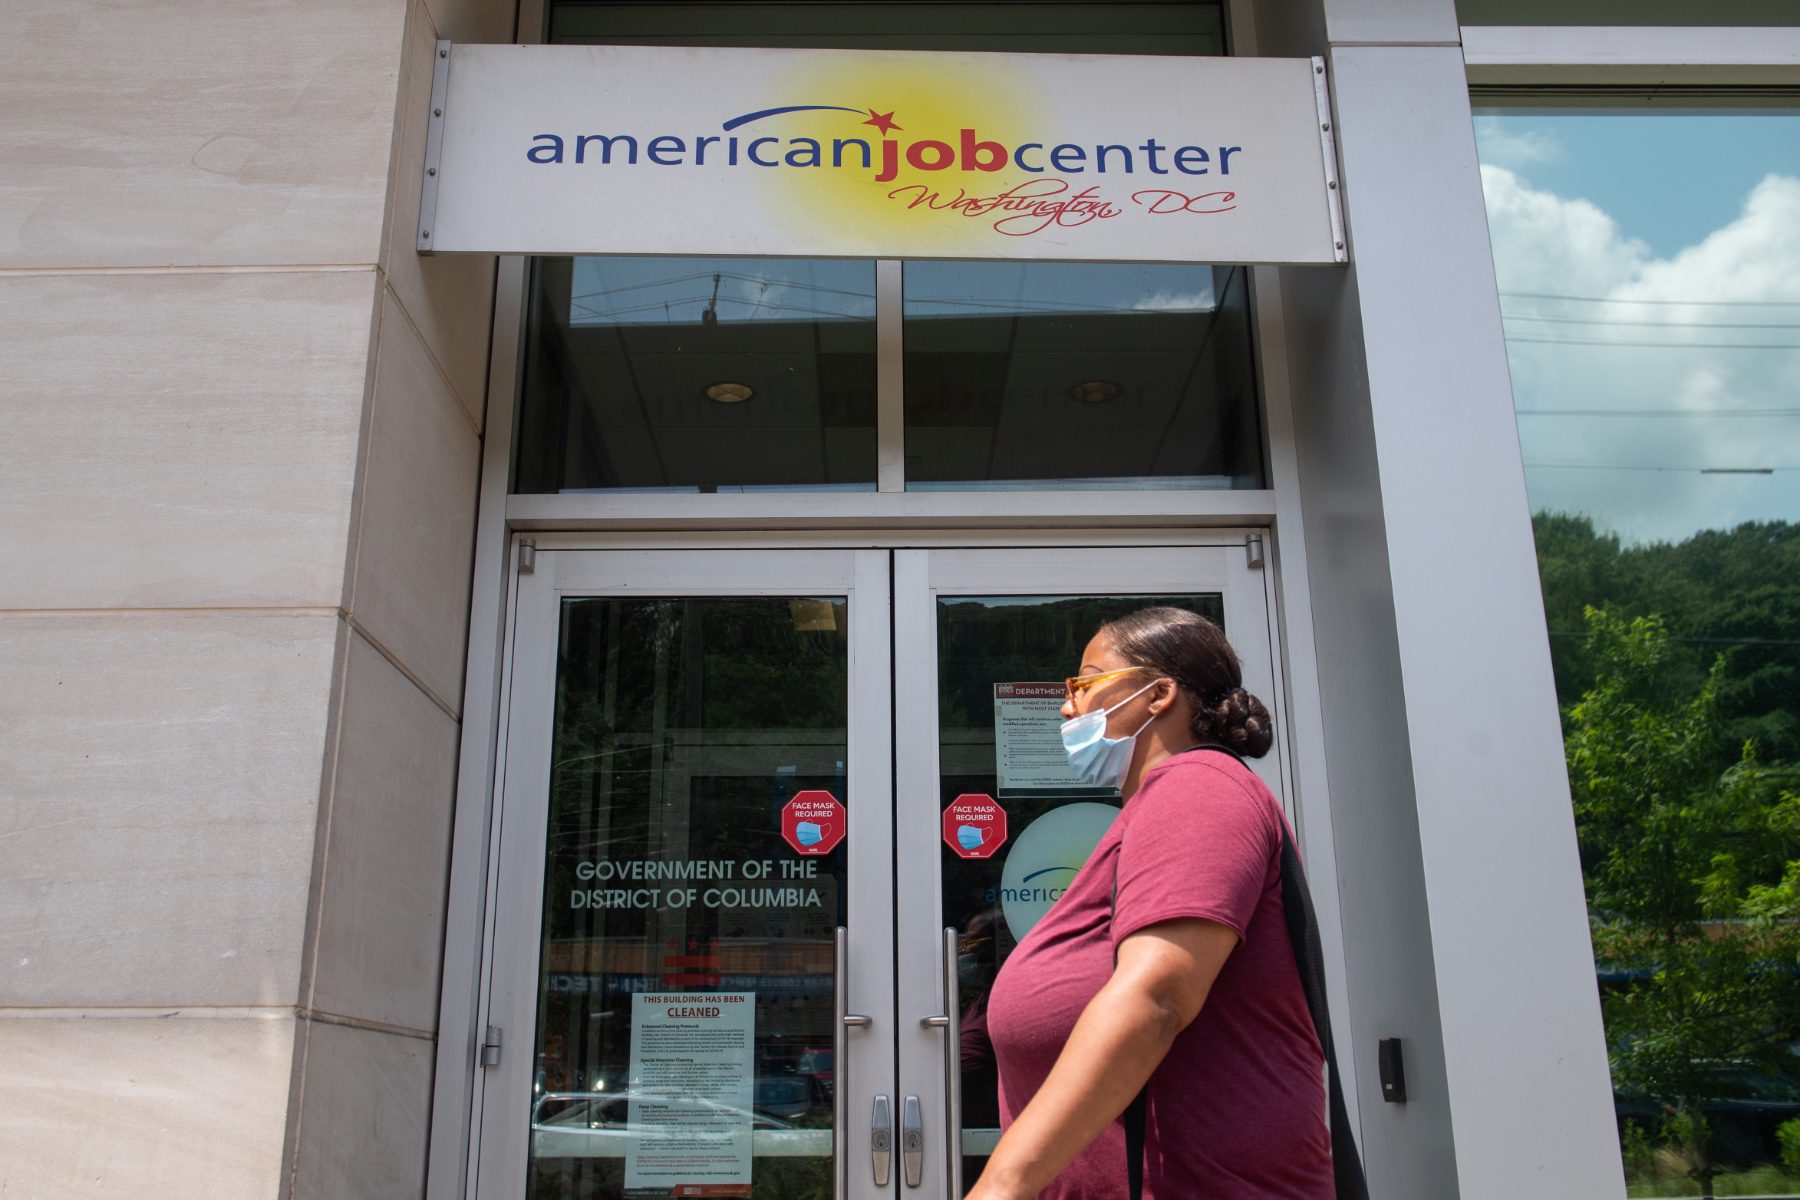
[796, 821, 824, 847]
[956, 824, 985, 852]
[1059, 679, 1161, 789]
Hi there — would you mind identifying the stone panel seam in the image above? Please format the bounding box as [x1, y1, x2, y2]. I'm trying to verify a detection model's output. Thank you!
[344, 612, 464, 723]
[299, 1006, 436, 1043]
[0, 606, 344, 618]
[0, 264, 379, 277]
[1327, 39, 1462, 49]
[297, 618, 356, 1037]
[0, 1006, 297, 1019]
[377, 274, 487, 441]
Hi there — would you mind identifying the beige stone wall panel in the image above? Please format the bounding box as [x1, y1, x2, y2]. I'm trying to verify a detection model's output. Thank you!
[348, 291, 482, 712]
[0, 270, 379, 611]
[306, 633, 458, 1034]
[0, 0, 407, 269]
[289, 1018, 435, 1200]
[0, 613, 342, 1009]
[425, 0, 518, 45]
[0, 1015, 296, 1200]
[383, 0, 498, 430]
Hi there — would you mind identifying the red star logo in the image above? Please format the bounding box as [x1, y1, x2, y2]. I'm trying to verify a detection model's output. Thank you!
[863, 109, 902, 136]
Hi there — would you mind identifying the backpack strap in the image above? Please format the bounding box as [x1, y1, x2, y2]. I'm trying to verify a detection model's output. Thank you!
[1115, 745, 1370, 1199]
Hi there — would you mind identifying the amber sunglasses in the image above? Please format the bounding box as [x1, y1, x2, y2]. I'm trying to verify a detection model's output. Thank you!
[1063, 665, 1150, 699]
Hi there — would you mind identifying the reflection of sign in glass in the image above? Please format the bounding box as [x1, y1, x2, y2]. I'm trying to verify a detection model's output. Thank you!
[994, 803, 1120, 938]
[994, 683, 1089, 794]
[625, 992, 756, 1198]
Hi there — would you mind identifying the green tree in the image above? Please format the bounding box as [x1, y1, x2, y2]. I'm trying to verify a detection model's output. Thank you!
[1535, 516, 1800, 764]
[1567, 608, 1800, 1192]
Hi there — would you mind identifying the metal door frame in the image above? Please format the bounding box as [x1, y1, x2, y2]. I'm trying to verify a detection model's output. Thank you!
[470, 547, 897, 1198]
[890, 540, 1283, 1197]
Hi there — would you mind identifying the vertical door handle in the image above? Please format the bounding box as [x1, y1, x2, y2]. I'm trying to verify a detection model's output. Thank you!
[902, 1094, 924, 1187]
[835, 927, 872, 1200]
[872, 1094, 893, 1186]
[917, 927, 963, 1196]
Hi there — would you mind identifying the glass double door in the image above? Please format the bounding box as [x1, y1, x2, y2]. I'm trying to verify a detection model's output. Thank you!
[475, 541, 1279, 1200]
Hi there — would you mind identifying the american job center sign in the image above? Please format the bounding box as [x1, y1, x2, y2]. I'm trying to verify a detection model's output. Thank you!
[420, 44, 1346, 265]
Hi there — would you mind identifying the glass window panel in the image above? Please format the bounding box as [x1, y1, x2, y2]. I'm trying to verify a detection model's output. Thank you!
[903, 262, 1263, 491]
[1475, 107, 1800, 1197]
[549, 3, 1225, 56]
[529, 595, 850, 1198]
[515, 257, 878, 494]
[934, 593, 1224, 1190]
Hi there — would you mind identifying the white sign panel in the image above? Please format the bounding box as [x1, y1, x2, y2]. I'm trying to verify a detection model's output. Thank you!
[625, 992, 756, 1197]
[995, 682, 1098, 794]
[424, 44, 1344, 264]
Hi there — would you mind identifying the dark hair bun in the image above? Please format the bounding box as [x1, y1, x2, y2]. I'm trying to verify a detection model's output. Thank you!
[1208, 687, 1274, 758]
[1096, 606, 1274, 759]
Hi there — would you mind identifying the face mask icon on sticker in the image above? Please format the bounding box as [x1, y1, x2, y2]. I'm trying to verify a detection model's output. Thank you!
[956, 824, 985, 852]
[796, 821, 825, 847]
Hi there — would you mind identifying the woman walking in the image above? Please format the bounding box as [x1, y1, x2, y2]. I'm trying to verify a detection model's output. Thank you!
[970, 606, 1334, 1199]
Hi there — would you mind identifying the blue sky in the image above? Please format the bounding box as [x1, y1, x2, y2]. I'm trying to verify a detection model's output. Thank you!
[1473, 110, 1800, 545]
[1474, 110, 1800, 257]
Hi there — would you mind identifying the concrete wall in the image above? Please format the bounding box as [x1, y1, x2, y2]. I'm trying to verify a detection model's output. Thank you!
[0, 0, 508, 1194]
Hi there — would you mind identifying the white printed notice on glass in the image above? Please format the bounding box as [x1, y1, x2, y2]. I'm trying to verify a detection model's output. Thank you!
[994, 682, 1101, 795]
[624, 992, 757, 1198]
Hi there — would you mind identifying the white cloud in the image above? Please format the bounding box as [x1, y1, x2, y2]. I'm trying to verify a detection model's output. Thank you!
[1480, 166, 1800, 545]
[1131, 286, 1216, 312]
[1472, 119, 1565, 173]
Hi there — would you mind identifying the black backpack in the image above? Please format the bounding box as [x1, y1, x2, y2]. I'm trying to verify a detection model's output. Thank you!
[1113, 745, 1370, 1200]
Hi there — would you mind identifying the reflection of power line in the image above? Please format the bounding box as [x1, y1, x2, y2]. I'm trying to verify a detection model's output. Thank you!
[571, 270, 876, 306]
[1501, 291, 1800, 307]
[571, 270, 720, 302]
[571, 295, 875, 323]
[1504, 313, 1800, 330]
[1524, 462, 1794, 472]
[714, 271, 875, 303]
[1548, 630, 1800, 648]
[906, 294, 1213, 316]
[1507, 335, 1800, 350]
[1517, 407, 1800, 417]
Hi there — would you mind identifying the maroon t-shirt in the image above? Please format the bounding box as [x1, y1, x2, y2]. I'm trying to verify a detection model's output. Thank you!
[985, 751, 1333, 1198]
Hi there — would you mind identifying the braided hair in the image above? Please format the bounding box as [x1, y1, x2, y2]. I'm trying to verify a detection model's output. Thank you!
[1096, 606, 1274, 758]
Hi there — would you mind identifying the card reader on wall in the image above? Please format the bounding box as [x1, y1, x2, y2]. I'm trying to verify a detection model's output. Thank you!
[1378, 1037, 1407, 1103]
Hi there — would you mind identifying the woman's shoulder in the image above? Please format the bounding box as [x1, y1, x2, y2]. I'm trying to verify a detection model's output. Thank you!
[1131, 749, 1281, 834]
[1140, 746, 1270, 798]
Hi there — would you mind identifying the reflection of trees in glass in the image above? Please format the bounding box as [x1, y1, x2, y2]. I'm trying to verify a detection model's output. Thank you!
[1538, 519, 1800, 1193]
[935, 595, 1223, 730]
[1538, 516, 1800, 765]
[527, 596, 849, 1200]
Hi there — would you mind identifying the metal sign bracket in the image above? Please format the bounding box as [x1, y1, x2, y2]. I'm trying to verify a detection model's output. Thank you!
[1311, 56, 1349, 265]
[417, 39, 452, 254]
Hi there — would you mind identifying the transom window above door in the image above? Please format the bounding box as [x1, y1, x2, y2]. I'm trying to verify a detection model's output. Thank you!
[511, 256, 1265, 495]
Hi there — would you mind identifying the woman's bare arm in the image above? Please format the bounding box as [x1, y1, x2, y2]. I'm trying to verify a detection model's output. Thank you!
[963, 918, 1240, 1200]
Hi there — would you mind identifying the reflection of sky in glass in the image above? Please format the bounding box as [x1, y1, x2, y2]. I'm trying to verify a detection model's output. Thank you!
[568, 258, 1219, 328]
[1474, 110, 1800, 544]
[569, 257, 875, 326]
[904, 262, 1217, 319]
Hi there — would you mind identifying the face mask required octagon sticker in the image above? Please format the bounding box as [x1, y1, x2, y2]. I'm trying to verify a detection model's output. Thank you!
[993, 802, 1121, 939]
